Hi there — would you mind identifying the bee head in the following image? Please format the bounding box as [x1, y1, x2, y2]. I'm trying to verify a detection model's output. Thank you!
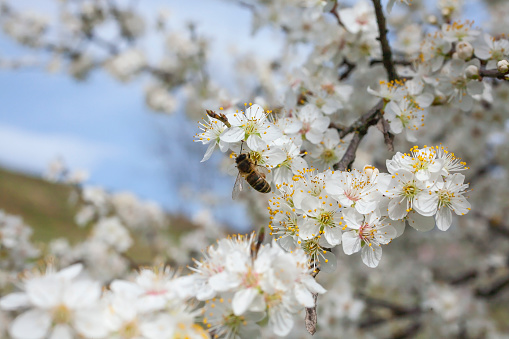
[236, 153, 248, 164]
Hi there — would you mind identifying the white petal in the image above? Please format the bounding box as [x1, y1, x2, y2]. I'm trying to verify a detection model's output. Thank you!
[26, 277, 63, 309]
[57, 264, 83, 280]
[361, 245, 382, 268]
[324, 227, 342, 246]
[63, 280, 101, 309]
[232, 288, 258, 316]
[301, 276, 326, 294]
[319, 251, 337, 273]
[49, 325, 73, 339]
[305, 130, 324, 144]
[220, 127, 244, 143]
[342, 208, 363, 229]
[246, 135, 265, 150]
[298, 219, 320, 240]
[209, 272, 240, 292]
[355, 200, 377, 214]
[0, 293, 30, 310]
[435, 207, 452, 231]
[245, 104, 265, 120]
[294, 284, 315, 308]
[388, 219, 406, 237]
[10, 309, 51, 339]
[388, 197, 408, 220]
[261, 124, 283, 141]
[407, 210, 435, 232]
[342, 231, 361, 255]
[74, 309, 110, 338]
[452, 196, 471, 215]
[200, 142, 216, 162]
[413, 192, 438, 216]
[270, 308, 294, 337]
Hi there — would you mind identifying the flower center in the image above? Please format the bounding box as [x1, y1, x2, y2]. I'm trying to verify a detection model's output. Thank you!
[120, 320, 139, 338]
[318, 211, 334, 227]
[250, 151, 262, 164]
[244, 120, 259, 136]
[451, 77, 467, 89]
[53, 304, 71, 324]
[438, 189, 453, 208]
[321, 149, 337, 163]
[242, 268, 259, 288]
[401, 182, 420, 199]
[359, 222, 375, 242]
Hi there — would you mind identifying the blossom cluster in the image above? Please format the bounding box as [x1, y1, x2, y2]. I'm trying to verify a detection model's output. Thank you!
[0, 264, 207, 339]
[3, 0, 509, 337]
[186, 234, 325, 337]
[196, 104, 471, 269]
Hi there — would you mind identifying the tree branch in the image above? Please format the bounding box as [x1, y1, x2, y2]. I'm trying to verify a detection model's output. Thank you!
[305, 293, 318, 335]
[358, 293, 422, 329]
[479, 68, 508, 80]
[371, 0, 398, 81]
[334, 101, 384, 171]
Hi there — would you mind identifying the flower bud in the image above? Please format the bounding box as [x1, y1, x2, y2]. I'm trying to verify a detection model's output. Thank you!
[441, 8, 451, 17]
[497, 60, 509, 73]
[456, 41, 473, 60]
[427, 15, 438, 25]
[465, 65, 479, 79]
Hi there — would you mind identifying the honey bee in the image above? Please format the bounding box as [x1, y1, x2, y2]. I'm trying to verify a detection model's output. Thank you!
[233, 152, 271, 199]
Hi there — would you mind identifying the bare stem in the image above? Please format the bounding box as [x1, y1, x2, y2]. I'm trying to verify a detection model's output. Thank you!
[371, 0, 398, 81]
[334, 101, 384, 171]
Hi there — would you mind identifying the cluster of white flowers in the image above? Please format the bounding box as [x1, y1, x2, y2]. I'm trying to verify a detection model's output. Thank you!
[0, 264, 207, 339]
[0, 211, 39, 270]
[196, 104, 472, 269]
[186, 234, 325, 337]
[4, 0, 509, 337]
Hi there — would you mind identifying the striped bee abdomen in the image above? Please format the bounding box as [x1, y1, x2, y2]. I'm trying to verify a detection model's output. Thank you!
[246, 172, 271, 193]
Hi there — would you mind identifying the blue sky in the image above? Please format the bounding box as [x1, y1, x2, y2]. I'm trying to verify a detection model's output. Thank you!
[0, 0, 489, 229]
[0, 0, 288, 229]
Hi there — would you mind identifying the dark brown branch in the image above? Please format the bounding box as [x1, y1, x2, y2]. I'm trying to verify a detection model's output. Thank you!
[479, 68, 507, 80]
[392, 322, 422, 339]
[475, 273, 509, 298]
[329, 1, 345, 28]
[358, 293, 422, 329]
[371, 0, 398, 81]
[334, 101, 384, 171]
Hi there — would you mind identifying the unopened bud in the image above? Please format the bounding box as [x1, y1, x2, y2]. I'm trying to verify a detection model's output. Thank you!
[427, 15, 438, 25]
[456, 41, 473, 60]
[441, 8, 451, 17]
[452, 52, 459, 60]
[497, 60, 509, 73]
[465, 65, 479, 79]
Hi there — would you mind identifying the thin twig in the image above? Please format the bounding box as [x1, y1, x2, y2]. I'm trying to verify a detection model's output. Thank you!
[479, 68, 508, 80]
[334, 101, 384, 171]
[371, 0, 398, 81]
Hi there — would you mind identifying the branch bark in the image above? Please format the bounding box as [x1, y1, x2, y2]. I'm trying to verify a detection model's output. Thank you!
[334, 101, 384, 171]
[479, 68, 508, 80]
[371, 0, 398, 81]
[305, 293, 318, 335]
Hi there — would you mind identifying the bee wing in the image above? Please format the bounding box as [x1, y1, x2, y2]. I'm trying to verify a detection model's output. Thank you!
[257, 165, 273, 184]
[232, 173, 244, 200]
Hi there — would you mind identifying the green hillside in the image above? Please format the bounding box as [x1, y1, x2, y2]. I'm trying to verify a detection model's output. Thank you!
[0, 167, 194, 263]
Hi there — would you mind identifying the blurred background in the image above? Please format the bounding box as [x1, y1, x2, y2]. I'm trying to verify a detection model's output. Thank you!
[2, 0, 509, 337]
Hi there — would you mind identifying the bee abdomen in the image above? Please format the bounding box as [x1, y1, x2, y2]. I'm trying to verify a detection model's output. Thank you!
[247, 172, 271, 193]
